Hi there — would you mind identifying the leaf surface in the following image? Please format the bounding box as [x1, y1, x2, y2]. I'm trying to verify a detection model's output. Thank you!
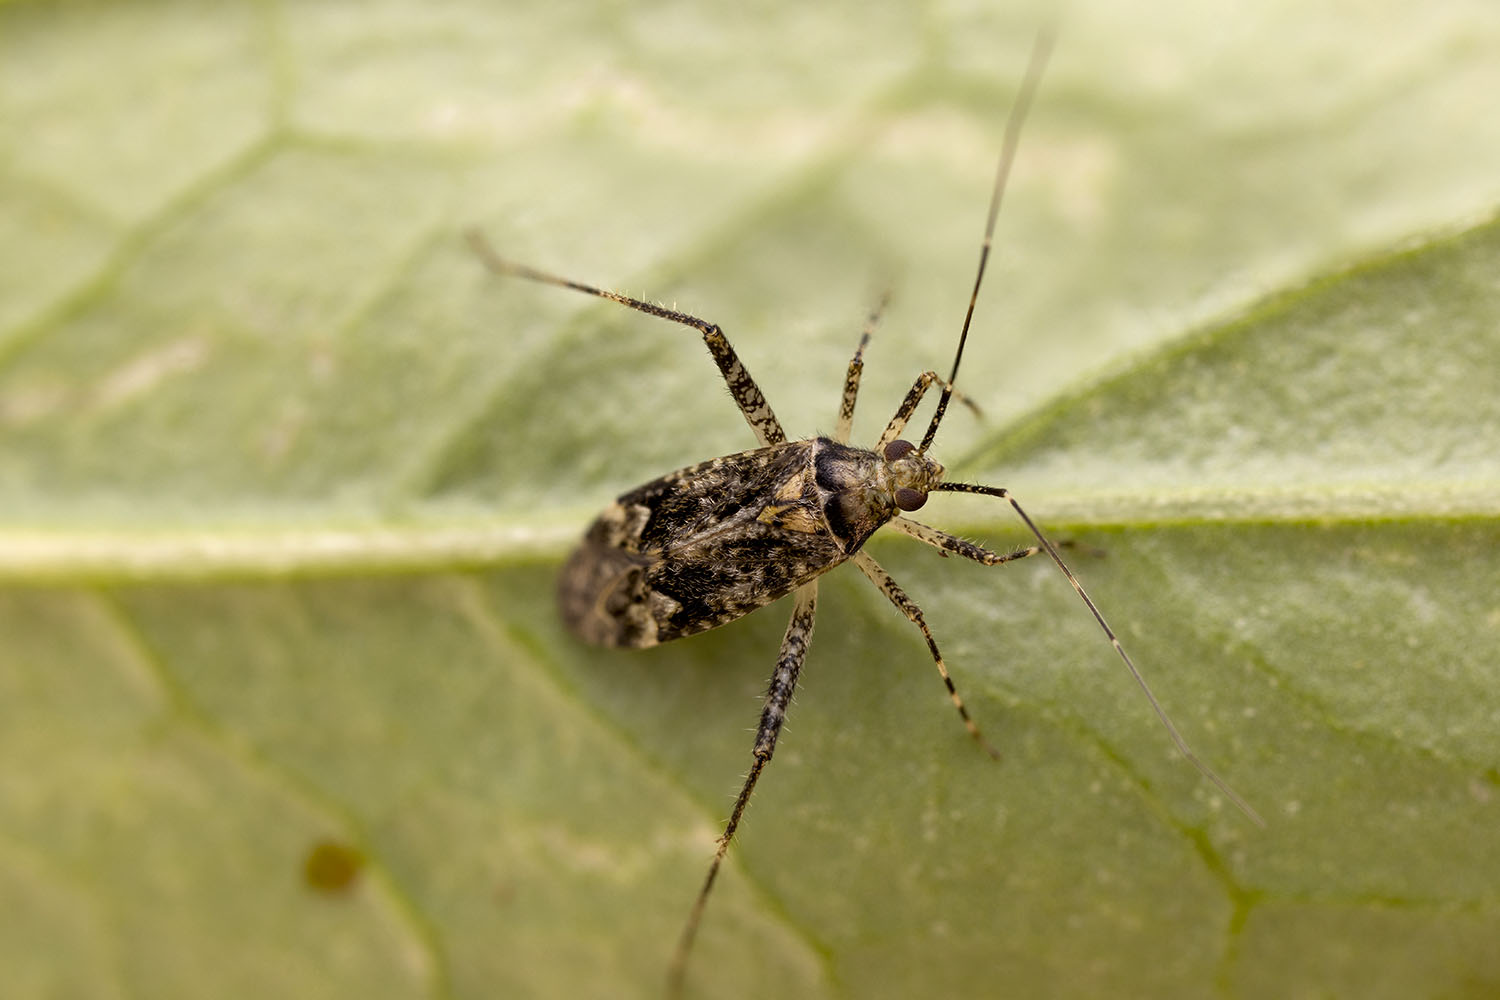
[3, 2, 1499, 998]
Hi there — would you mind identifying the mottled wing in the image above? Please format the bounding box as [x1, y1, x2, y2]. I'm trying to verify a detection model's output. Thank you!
[558, 441, 850, 647]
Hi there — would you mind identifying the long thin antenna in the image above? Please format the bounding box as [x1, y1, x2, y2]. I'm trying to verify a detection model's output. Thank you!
[918, 27, 1056, 455]
[933, 481, 1265, 826]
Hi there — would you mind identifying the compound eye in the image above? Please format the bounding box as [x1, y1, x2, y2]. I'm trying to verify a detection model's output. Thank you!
[895, 487, 927, 512]
[883, 439, 916, 463]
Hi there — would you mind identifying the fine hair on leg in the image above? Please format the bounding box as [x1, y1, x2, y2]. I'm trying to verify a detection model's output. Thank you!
[667, 581, 819, 997]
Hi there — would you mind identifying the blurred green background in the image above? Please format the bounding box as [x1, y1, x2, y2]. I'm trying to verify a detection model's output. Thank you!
[2, 1, 1499, 998]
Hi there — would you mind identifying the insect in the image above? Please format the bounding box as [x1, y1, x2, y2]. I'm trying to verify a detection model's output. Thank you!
[467, 29, 1260, 995]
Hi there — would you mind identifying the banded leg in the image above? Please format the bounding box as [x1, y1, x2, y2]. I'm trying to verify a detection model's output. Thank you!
[668, 581, 819, 996]
[834, 293, 890, 444]
[878, 371, 983, 448]
[851, 551, 999, 759]
[930, 480, 1264, 825]
[466, 230, 785, 447]
[891, 516, 1046, 566]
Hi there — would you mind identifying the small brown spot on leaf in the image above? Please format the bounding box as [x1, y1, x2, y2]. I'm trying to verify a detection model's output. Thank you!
[302, 839, 364, 894]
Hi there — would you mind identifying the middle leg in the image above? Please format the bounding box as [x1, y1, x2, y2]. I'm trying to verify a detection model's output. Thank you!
[834, 292, 890, 444]
[852, 551, 999, 759]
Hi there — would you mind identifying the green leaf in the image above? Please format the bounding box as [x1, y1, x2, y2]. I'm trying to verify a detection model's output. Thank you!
[3, 2, 1498, 999]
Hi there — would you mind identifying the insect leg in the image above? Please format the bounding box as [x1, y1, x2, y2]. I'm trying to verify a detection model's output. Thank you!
[931, 481, 1264, 825]
[917, 28, 1054, 454]
[851, 551, 1000, 759]
[877, 371, 983, 447]
[668, 581, 819, 996]
[466, 230, 786, 446]
[891, 516, 1045, 566]
[834, 293, 890, 443]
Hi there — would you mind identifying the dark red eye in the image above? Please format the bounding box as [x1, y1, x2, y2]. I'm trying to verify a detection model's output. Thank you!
[883, 439, 915, 462]
[895, 487, 927, 511]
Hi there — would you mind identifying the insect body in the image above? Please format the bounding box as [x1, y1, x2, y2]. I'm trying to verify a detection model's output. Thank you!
[557, 436, 940, 648]
[468, 29, 1259, 996]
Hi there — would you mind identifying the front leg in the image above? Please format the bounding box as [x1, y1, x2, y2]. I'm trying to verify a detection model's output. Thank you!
[878, 372, 983, 447]
[889, 516, 1045, 566]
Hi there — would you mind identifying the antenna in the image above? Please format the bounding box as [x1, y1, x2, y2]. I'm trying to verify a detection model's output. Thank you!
[934, 481, 1265, 826]
[918, 27, 1055, 454]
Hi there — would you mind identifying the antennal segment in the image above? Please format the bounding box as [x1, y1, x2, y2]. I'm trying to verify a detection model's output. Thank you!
[932, 481, 1266, 826]
[918, 27, 1055, 455]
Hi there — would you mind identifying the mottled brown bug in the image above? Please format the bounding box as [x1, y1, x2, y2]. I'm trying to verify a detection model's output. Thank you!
[468, 31, 1259, 995]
